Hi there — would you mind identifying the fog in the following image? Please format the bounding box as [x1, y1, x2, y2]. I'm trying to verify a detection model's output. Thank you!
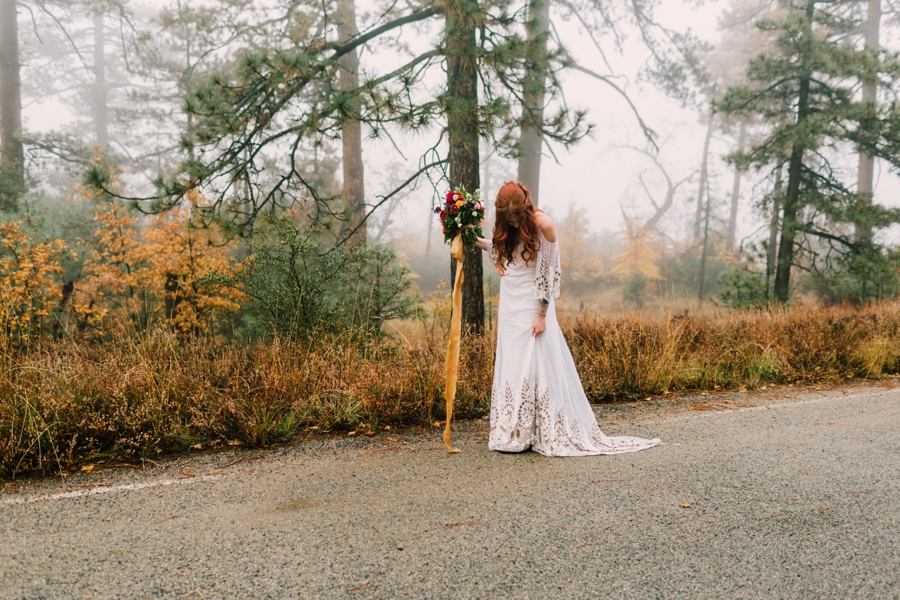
[8, 0, 900, 308]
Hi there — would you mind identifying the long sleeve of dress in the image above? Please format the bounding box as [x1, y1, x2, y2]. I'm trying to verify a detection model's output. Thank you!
[533, 233, 561, 301]
[480, 238, 499, 266]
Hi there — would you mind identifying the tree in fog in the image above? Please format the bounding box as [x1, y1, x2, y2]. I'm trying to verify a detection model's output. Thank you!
[718, 0, 900, 303]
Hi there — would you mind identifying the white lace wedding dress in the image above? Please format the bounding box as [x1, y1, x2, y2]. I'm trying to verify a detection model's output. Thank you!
[484, 233, 661, 456]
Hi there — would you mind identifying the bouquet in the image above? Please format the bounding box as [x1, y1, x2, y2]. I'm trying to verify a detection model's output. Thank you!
[436, 186, 485, 249]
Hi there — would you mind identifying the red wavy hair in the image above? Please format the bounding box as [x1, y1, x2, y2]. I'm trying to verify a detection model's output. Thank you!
[492, 181, 540, 268]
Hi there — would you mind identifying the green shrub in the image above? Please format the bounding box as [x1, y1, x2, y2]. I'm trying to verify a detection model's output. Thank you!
[716, 266, 768, 309]
[222, 216, 418, 340]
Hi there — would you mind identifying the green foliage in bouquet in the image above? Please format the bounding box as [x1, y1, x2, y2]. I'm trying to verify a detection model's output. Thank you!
[436, 186, 485, 249]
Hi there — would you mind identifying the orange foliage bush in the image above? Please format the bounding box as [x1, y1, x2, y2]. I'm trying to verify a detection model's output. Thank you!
[0, 221, 69, 346]
[67, 200, 242, 337]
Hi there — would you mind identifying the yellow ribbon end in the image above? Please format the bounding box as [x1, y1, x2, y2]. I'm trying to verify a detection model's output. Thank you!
[444, 233, 465, 455]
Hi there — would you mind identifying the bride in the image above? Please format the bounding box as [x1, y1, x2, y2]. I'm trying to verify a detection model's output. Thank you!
[474, 181, 661, 457]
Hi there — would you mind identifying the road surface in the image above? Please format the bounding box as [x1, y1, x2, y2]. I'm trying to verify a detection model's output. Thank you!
[2, 384, 899, 598]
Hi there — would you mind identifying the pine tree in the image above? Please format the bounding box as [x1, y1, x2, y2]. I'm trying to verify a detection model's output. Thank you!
[111, 0, 589, 333]
[717, 0, 900, 303]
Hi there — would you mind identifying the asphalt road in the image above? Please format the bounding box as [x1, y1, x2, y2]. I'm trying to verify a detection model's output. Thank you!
[2, 384, 899, 599]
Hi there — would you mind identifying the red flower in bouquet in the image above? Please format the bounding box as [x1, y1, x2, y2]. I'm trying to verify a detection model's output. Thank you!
[436, 186, 485, 249]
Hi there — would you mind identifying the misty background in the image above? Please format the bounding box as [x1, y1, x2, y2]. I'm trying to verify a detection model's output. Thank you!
[5, 0, 900, 335]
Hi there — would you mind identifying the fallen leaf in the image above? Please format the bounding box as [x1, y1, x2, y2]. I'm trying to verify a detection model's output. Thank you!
[347, 431, 357, 436]
[322, 534, 345, 547]
[384, 426, 391, 431]
[397, 546, 404, 551]
[226, 440, 242, 446]
[679, 503, 692, 509]
[191, 443, 203, 450]
[80, 465, 94, 475]
[347, 580, 370, 592]
[363, 431, 375, 436]
[440, 520, 476, 530]
[433, 421, 442, 427]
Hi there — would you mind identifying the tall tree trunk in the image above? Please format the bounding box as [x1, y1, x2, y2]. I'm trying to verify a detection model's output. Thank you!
[336, 0, 366, 247]
[854, 0, 880, 244]
[693, 115, 714, 239]
[425, 201, 434, 261]
[446, 0, 484, 334]
[93, 14, 109, 149]
[0, 0, 24, 208]
[516, 0, 550, 204]
[774, 4, 813, 303]
[765, 163, 783, 301]
[697, 175, 712, 302]
[725, 120, 747, 251]
[482, 148, 492, 211]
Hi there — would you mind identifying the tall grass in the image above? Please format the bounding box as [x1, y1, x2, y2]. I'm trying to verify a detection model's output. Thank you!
[568, 304, 900, 397]
[3, 303, 900, 478]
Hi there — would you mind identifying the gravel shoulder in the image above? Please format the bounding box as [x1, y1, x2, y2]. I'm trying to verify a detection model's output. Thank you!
[2, 381, 899, 599]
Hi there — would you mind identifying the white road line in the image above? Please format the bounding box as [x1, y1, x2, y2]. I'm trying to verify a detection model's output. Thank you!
[2, 474, 230, 507]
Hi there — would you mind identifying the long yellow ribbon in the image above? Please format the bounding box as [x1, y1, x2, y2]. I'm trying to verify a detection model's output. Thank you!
[443, 233, 464, 453]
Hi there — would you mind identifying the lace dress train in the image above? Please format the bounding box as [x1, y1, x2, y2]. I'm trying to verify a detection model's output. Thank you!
[485, 233, 661, 457]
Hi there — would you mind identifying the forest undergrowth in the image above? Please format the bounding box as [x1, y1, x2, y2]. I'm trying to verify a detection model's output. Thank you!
[3, 303, 900, 479]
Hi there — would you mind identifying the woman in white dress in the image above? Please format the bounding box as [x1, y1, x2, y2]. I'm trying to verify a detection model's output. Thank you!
[474, 181, 661, 457]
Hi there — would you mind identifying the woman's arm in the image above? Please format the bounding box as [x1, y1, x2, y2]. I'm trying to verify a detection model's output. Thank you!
[532, 212, 559, 337]
[474, 237, 490, 251]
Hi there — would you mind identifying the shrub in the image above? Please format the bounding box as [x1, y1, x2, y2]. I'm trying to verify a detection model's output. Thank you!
[716, 266, 768, 309]
[223, 216, 418, 341]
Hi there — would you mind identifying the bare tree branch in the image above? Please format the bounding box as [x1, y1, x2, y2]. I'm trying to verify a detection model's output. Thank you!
[569, 62, 659, 150]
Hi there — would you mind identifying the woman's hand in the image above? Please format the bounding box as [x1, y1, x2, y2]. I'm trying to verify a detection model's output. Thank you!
[497, 263, 507, 277]
[532, 314, 546, 337]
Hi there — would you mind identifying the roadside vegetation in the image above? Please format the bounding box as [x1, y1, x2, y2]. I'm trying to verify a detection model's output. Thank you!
[4, 301, 900, 479]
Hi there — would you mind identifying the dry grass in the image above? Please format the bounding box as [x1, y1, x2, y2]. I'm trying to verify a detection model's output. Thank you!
[3, 303, 900, 478]
[567, 302, 900, 398]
